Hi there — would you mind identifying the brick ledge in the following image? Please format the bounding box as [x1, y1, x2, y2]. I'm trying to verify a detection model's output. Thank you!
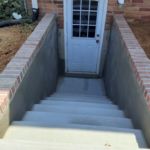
[114, 14, 150, 110]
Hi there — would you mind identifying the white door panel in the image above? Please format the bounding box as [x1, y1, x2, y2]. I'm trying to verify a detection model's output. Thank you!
[64, 0, 108, 74]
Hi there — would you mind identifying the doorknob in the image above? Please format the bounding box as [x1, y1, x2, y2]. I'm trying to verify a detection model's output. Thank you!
[96, 34, 100, 43]
[96, 39, 100, 43]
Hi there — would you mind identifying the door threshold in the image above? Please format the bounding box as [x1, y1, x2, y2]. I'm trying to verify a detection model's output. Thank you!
[65, 72, 100, 78]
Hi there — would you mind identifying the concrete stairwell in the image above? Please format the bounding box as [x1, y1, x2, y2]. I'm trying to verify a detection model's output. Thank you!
[0, 77, 149, 150]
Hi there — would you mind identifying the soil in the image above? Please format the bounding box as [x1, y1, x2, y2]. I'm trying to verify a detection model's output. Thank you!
[128, 21, 150, 58]
[0, 23, 36, 72]
[0, 20, 149, 72]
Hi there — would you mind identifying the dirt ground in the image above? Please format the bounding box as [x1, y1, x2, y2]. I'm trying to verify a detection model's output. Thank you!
[128, 21, 150, 58]
[0, 21, 149, 73]
[0, 23, 36, 72]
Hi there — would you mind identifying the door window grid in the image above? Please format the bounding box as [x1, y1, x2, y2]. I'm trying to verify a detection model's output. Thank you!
[73, 0, 98, 38]
[79, 0, 82, 37]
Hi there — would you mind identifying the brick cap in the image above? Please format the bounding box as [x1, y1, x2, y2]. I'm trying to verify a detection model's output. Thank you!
[114, 14, 150, 110]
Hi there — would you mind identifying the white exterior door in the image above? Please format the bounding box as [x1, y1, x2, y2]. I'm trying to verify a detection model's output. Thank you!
[64, 0, 108, 74]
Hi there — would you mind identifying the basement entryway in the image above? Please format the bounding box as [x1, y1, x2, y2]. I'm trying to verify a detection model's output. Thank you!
[64, 0, 108, 74]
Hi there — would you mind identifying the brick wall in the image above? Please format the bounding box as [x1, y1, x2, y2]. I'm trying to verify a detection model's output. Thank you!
[27, 0, 64, 28]
[106, 0, 150, 27]
[26, 0, 150, 28]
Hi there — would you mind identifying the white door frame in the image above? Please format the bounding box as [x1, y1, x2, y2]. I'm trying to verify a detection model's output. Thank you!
[63, 0, 108, 75]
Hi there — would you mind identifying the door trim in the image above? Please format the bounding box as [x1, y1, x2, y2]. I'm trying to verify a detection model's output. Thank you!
[63, 0, 108, 75]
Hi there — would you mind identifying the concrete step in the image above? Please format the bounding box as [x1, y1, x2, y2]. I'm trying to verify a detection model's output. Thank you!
[56, 77, 106, 96]
[4, 125, 139, 148]
[46, 95, 112, 104]
[33, 104, 124, 117]
[40, 100, 119, 110]
[50, 93, 107, 99]
[23, 111, 133, 129]
[56, 91, 106, 96]
[0, 140, 146, 150]
[12, 121, 147, 148]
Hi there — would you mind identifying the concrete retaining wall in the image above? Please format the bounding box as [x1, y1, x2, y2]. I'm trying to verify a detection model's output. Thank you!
[0, 13, 58, 137]
[104, 15, 150, 146]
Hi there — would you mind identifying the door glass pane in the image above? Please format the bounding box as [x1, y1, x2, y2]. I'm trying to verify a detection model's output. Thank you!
[73, 11, 80, 24]
[89, 12, 97, 25]
[82, 0, 90, 10]
[81, 11, 88, 25]
[91, 0, 98, 11]
[73, 25, 80, 37]
[73, 0, 80, 10]
[81, 26, 88, 37]
[88, 26, 96, 37]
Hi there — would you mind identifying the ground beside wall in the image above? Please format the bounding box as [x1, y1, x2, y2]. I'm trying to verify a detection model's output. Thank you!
[0, 24, 36, 73]
[128, 21, 150, 58]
